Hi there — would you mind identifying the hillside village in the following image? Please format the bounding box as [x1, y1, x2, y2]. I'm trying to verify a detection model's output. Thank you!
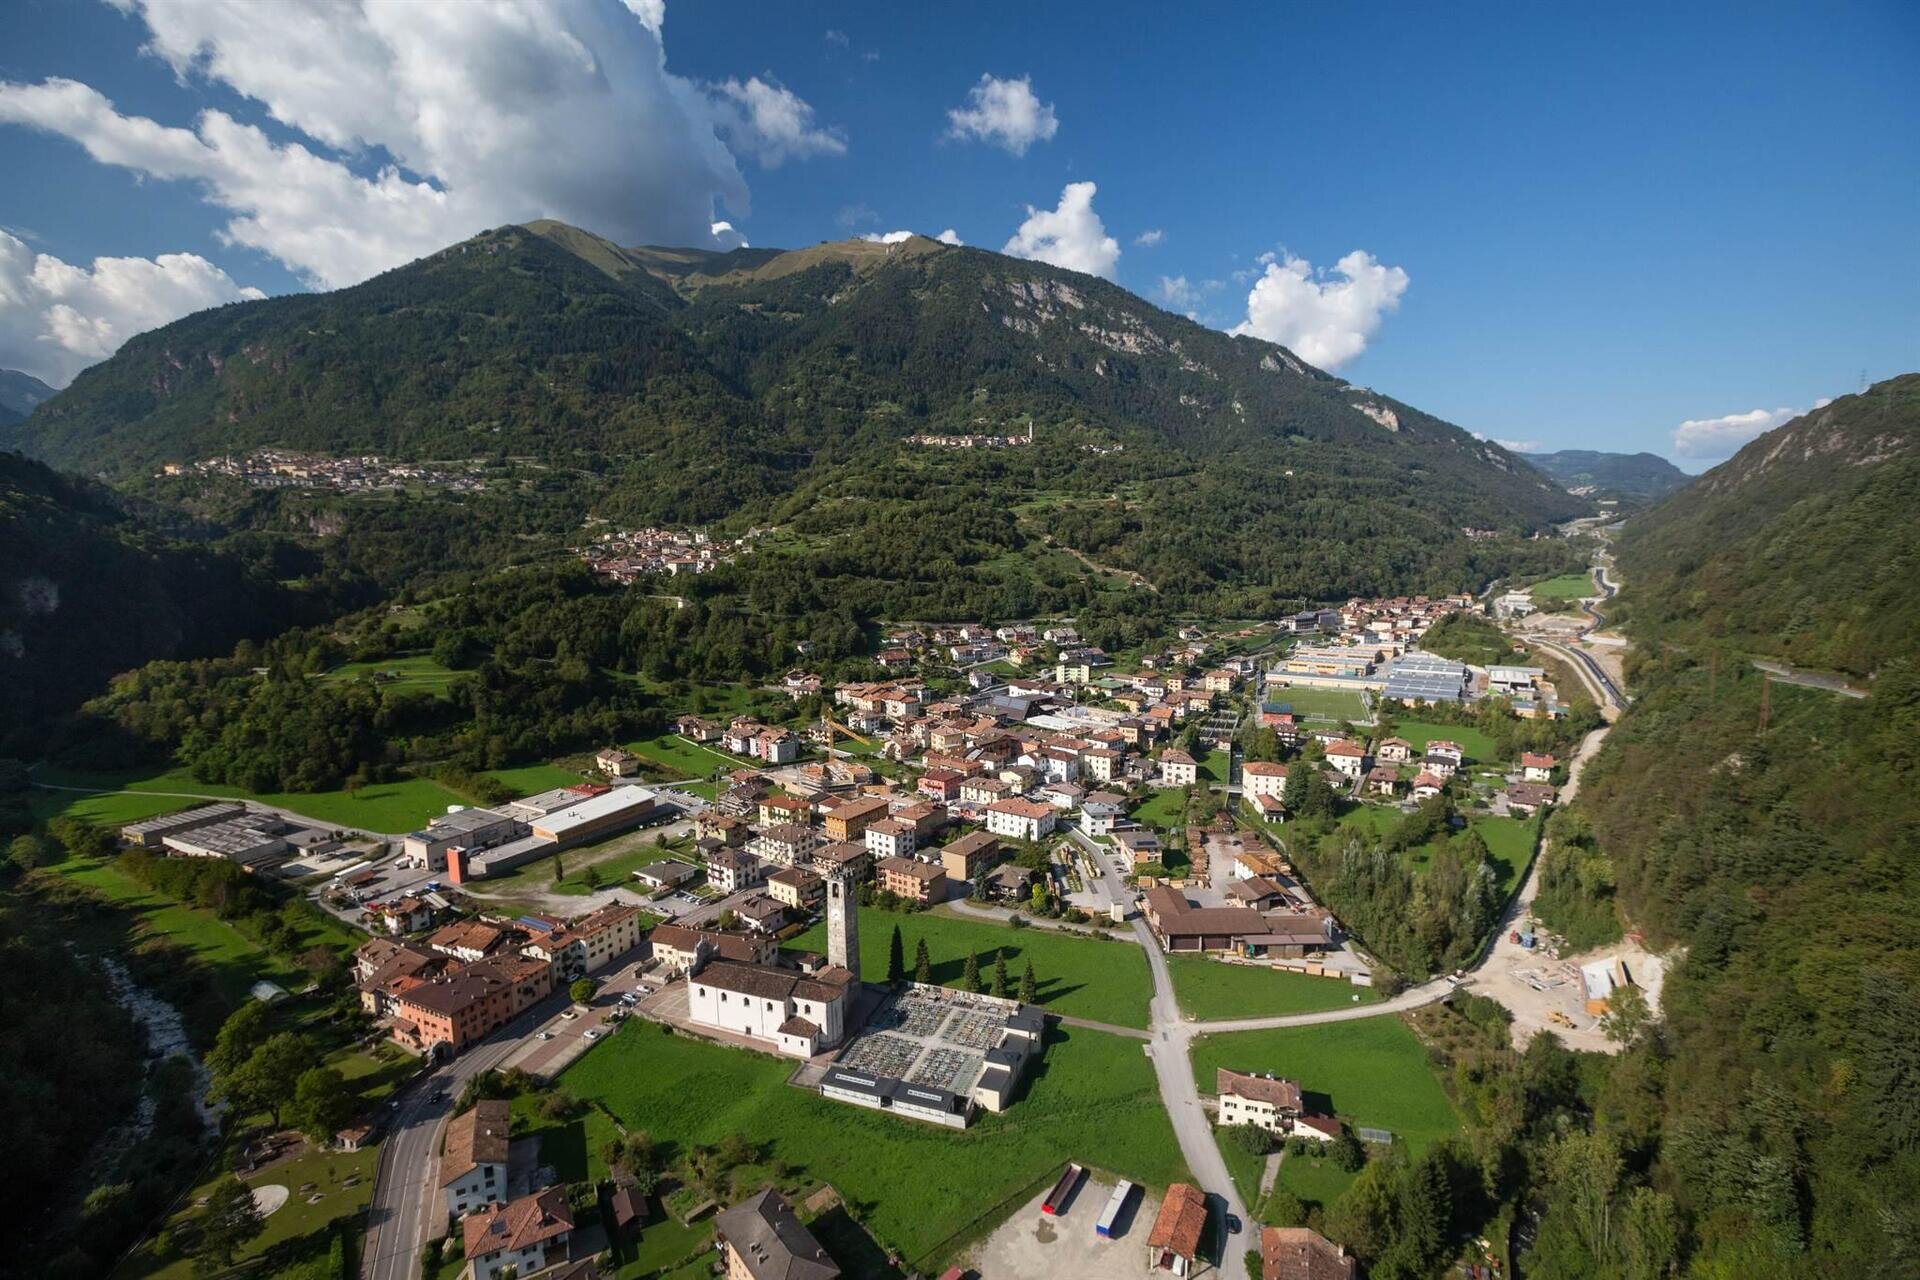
[62, 577, 1615, 1280]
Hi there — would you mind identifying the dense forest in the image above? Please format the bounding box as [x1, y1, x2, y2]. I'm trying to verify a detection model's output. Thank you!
[1527, 377, 1920, 1277]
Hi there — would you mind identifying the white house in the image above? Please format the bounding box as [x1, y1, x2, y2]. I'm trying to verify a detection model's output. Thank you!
[461, 1187, 572, 1280]
[1325, 741, 1369, 780]
[1240, 760, 1289, 801]
[440, 1100, 509, 1216]
[986, 797, 1056, 843]
[687, 960, 853, 1058]
[1159, 748, 1199, 787]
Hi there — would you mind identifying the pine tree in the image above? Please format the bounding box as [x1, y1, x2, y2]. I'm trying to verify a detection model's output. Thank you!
[991, 949, 1009, 998]
[887, 924, 905, 983]
[913, 938, 932, 983]
[1019, 960, 1037, 1003]
[194, 1175, 265, 1267]
[962, 950, 982, 993]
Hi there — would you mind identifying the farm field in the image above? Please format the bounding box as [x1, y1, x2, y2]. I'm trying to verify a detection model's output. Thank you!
[1190, 1017, 1460, 1157]
[1528, 572, 1595, 601]
[791, 907, 1153, 1028]
[31, 764, 465, 834]
[1167, 957, 1377, 1021]
[317, 653, 464, 700]
[1261, 686, 1370, 722]
[1388, 720, 1503, 763]
[552, 1019, 1187, 1273]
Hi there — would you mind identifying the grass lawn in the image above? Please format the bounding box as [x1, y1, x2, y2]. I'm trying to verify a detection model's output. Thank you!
[32, 764, 466, 834]
[1266, 1148, 1358, 1215]
[1470, 814, 1540, 901]
[1388, 720, 1503, 763]
[123, 1137, 379, 1280]
[483, 762, 589, 795]
[790, 907, 1153, 1029]
[1527, 572, 1594, 602]
[1261, 687, 1369, 722]
[1198, 749, 1231, 784]
[1337, 806, 1400, 839]
[1167, 957, 1378, 1021]
[554, 1020, 1186, 1272]
[1190, 1017, 1459, 1156]
[1131, 788, 1190, 834]
[317, 653, 465, 700]
[625, 733, 747, 781]
[46, 855, 354, 1004]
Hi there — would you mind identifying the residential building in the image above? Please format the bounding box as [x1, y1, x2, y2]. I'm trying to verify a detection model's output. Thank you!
[959, 775, 1014, 806]
[759, 793, 812, 827]
[824, 796, 890, 844]
[367, 896, 434, 935]
[1411, 771, 1445, 801]
[864, 818, 918, 861]
[766, 865, 825, 912]
[632, 859, 699, 892]
[1376, 737, 1412, 764]
[1079, 792, 1126, 837]
[706, 847, 764, 894]
[918, 768, 964, 801]
[440, 1100, 509, 1216]
[1261, 1227, 1357, 1280]
[1325, 741, 1368, 780]
[877, 856, 947, 904]
[596, 747, 640, 777]
[810, 840, 871, 881]
[462, 1187, 573, 1280]
[647, 924, 774, 977]
[1217, 1068, 1303, 1133]
[1145, 1182, 1208, 1277]
[939, 831, 1003, 881]
[752, 823, 817, 867]
[1114, 829, 1163, 865]
[733, 894, 788, 934]
[531, 904, 645, 981]
[1143, 886, 1334, 957]
[1521, 752, 1558, 782]
[1366, 766, 1400, 797]
[1425, 740, 1465, 772]
[1158, 748, 1199, 787]
[986, 797, 1056, 843]
[713, 1188, 840, 1280]
[389, 954, 554, 1057]
[1506, 781, 1557, 815]
[1241, 760, 1289, 801]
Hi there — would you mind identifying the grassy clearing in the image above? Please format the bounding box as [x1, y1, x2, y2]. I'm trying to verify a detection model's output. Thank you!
[1527, 572, 1594, 601]
[554, 1020, 1185, 1271]
[46, 855, 354, 1004]
[1388, 720, 1502, 763]
[1261, 687, 1370, 722]
[1267, 1148, 1358, 1214]
[483, 762, 589, 795]
[1190, 1017, 1459, 1156]
[1472, 814, 1541, 900]
[790, 907, 1153, 1028]
[625, 733, 747, 781]
[1167, 957, 1377, 1021]
[32, 764, 465, 834]
[1198, 748, 1232, 784]
[1131, 788, 1189, 834]
[317, 653, 464, 700]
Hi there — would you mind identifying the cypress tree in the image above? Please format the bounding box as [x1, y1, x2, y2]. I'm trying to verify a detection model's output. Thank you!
[991, 948, 1009, 999]
[1019, 960, 1037, 1003]
[887, 924, 905, 983]
[913, 937, 932, 983]
[963, 950, 982, 993]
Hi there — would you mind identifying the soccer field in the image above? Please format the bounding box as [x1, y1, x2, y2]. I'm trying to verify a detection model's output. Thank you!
[1262, 686, 1370, 722]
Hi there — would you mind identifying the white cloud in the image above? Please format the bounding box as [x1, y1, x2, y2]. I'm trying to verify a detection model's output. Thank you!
[1670, 401, 1827, 459]
[1486, 436, 1543, 453]
[824, 29, 849, 47]
[946, 74, 1058, 155]
[1134, 228, 1165, 247]
[1230, 250, 1409, 370]
[704, 76, 846, 167]
[0, 228, 262, 386]
[859, 230, 914, 244]
[1002, 182, 1119, 279]
[0, 0, 843, 291]
[935, 228, 963, 246]
[1156, 275, 1203, 309]
[710, 221, 748, 251]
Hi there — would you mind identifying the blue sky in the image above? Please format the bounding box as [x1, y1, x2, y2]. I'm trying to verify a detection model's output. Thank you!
[3, 1, 1915, 468]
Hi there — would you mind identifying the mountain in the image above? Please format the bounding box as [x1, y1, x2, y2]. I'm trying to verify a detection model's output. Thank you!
[1613, 374, 1919, 677]
[0, 450, 290, 743]
[9, 224, 1593, 616]
[1519, 447, 1689, 502]
[0, 369, 56, 427]
[1530, 373, 1920, 1274]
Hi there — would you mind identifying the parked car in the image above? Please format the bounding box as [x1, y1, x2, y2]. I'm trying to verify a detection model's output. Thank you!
[537, 1031, 553, 1041]
[583, 1029, 599, 1041]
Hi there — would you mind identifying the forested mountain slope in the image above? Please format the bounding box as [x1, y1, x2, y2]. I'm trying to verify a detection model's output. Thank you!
[13, 224, 1584, 594]
[0, 451, 290, 744]
[0, 368, 56, 426]
[1529, 374, 1920, 1278]
[1518, 448, 1689, 502]
[1612, 375, 1919, 677]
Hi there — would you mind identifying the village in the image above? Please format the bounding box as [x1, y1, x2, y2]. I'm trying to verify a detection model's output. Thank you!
[579, 525, 765, 583]
[161, 447, 491, 491]
[97, 579, 1631, 1280]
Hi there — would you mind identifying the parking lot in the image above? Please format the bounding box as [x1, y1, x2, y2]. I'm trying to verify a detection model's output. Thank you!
[963, 1177, 1160, 1279]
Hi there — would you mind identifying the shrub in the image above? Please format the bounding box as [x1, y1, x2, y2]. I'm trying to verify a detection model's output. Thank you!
[1225, 1122, 1271, 1158]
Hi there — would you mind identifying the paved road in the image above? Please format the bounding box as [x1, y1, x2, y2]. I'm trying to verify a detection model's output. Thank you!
[1750, 659, 1869, 699]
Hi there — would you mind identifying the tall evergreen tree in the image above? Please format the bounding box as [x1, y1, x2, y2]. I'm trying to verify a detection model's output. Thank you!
[1019, 959, 1037, 1003]
[991, 949, 1009, 999]
[962, 950, 982, 993]
[913, 937, 932, 983]
[887, 924, 905, 983]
